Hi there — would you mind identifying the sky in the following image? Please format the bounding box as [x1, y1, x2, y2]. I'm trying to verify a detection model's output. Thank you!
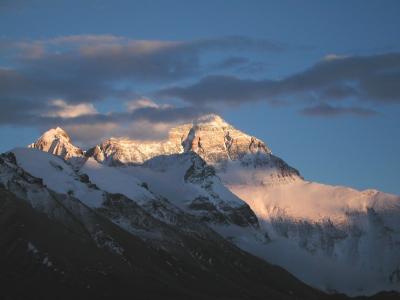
[0, 0, 399, 194]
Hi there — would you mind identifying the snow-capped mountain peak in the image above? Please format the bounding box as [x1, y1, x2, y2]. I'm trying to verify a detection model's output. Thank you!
[83, 114, 279, 168]
[29, 114, 300, 182]
[39, 126, 71, 142]
[29, 127, 83, 160]
[181, 114, 272, 165]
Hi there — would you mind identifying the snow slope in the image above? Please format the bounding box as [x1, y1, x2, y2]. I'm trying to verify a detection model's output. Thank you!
[119, 152, 259, 226]
[221, 175, 400, 295]
[13, 148, 104, 207]
[81, 157, 154, 205]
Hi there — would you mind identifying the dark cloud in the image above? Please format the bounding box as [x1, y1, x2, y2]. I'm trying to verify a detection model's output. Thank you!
[158, 53, 400, 115]
[0, 98, 45, 124]
[48, 105, 213, 127]
[1, 35, 398, 134]
[279, 53, 400, 103]
[0, 97, 212, 129]
[0, 95, 214, 145]
[0, 67, 123, 104]
[0, 35, 283, 131]
[3, 35, 283, 83]
[158, 75, 276, 105]
[0, 35, 283, 112]
[44, 104, 214, 146]
[301, 103, 378, 117]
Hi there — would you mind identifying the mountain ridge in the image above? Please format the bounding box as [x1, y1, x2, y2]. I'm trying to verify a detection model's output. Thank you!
[32, 114, 300, 181]
[21, 114, 400, 295]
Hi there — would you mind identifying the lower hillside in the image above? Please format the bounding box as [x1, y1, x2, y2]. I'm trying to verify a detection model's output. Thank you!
[0, 187, 328, 300]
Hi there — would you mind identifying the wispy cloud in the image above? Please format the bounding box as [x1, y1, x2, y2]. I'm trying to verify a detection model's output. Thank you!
[43, 99, 97, 118]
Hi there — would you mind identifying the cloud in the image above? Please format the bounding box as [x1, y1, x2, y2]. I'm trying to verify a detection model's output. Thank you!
[125, 98, 164, 112]
[1, 35, 283, 83]
[158, 75, 275, 105]
[158, 52, 400, 115]
[1, 34, 244, 145]
[44, 99, 97, 118]
[63, 123, 120, 147]
[0, 66, 122, 104]
[1, 34, 398, 142]
[52, 104, 213, 147]
[0, 96, 48, 125]
[64, 119, 181, 147]
[0, 34, 284, 128]
[301, 103, 378, 117]
[1, 96, 214, 146]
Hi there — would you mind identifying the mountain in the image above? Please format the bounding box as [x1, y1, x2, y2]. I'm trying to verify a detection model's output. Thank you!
[28, 126, 84, 161]
[21, 114, 400, 296]
[0, 149, 335, 300]
[87, 114, 294, 171]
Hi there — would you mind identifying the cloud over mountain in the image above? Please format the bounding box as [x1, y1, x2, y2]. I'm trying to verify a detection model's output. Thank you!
[158, 52, 400, 115]
[0, 34, 281, 138]
[1, 35, 399, 146]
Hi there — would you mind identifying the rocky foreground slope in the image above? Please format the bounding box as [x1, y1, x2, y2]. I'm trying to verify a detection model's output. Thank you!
[9, 113, 400, 297]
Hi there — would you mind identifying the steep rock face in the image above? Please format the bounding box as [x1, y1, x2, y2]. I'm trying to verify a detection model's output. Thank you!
[29, 127, 83, 160]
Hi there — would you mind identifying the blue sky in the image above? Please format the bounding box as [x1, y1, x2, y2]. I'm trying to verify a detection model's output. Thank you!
[0, 0, 399, 194]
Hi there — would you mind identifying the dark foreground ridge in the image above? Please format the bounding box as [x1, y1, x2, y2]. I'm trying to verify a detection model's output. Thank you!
[1, 186, 398, 300]
[0, 151, 399, 300]
[0, 186, 324, 300]
[0, 151, 324, 300]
